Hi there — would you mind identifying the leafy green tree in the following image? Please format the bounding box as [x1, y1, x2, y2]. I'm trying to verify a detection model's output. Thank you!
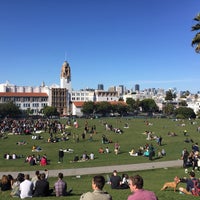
[140, 99, 158, 113]
[82, 101, 96, 116]
[135, 99, 141, 111]
[26, 108, 34, 115]
[181, 91, 190, 98]
[0, 102, 21, 118]
[192, 13, 200, 53]
[126, 98, 136, 112]
[96, 102, 112, 116]
[43, 106, 59, 118]
[162, 103, 175, 116]
[113, 103, 128, 116]
[179, 100, 187, 107]
[174, 107, 196, 119]
[165, 90, 173, 101]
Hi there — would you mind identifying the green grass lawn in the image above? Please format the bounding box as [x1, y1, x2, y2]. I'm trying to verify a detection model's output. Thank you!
[0, 167, 198, 200]
[0, 117, 198, 171]
[0, 117, 200, 199]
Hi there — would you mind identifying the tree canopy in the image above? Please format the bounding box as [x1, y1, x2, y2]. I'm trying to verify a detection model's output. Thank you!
[43, 106, 59, 118]
[139, 99, 158, 113]
[0, 102, 21, 118]
[174, 107, 196, 119]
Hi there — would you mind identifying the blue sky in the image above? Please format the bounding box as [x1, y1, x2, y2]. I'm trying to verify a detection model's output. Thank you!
[0, 0, 199, 93]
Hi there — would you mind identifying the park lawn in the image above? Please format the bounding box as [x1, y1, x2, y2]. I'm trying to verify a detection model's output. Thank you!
[0, 117, 199, 171]
[0, 167, 198, 200]
[0, 116, 199, 200]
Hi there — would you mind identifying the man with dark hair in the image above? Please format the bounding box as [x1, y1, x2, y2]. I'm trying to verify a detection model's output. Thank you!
[127, 174, 158, 200]
[58, 148, 64, 163]
[109, 170, 122, 189]
[54, 172, 72, 196]
[19, 174, 33, 199]
[33, 173, 52, 197]
[179, 171, 200, 195]
[31, 170, 40, 191]
[80, 175, 112, 200]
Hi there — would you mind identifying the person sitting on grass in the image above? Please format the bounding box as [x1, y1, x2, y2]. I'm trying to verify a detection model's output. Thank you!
[33, 173, 53, 197]
[179, 171, 200, 196]
[127, 174, 158, 200]
[54, 172, 72, 196]
[0, 174, 12, 191]
[80, 175, 112, 200]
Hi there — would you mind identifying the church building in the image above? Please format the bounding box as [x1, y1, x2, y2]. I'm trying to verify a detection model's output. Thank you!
[0, 60, 119, 116]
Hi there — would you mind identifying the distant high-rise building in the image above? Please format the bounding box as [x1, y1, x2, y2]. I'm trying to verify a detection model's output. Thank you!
[117, 85, 124, 96]
[108, 86, 116, 92]
[135, 84, 140, 92]
[97, 84, 104, 90]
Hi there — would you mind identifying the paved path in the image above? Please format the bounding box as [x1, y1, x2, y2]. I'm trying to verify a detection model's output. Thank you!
[0, 159, 182, 178]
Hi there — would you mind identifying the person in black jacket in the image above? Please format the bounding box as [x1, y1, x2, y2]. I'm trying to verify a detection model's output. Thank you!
[33, 173, 52, 197]
[58, 148, 64, 163]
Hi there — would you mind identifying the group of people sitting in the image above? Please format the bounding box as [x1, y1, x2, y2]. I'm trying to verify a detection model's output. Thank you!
[179, 171, 200, 196]
[108, 170, 129, 189]
[70, 151, 95, 163]
[25, 154, 48, 166]
[0, 170, 72, 198]
[102, 134, 112, 144]
[98, 147, 110, 154]
[4, 153, 18, 160]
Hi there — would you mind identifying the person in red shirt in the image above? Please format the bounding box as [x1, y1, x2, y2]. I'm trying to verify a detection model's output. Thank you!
[127, 174, 158, 200]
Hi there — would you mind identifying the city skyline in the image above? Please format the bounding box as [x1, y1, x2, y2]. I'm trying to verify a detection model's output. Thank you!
[0, 0, 199, 93]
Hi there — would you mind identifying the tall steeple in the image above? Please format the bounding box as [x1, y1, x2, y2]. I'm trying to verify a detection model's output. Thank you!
[60, 61, 72, 92]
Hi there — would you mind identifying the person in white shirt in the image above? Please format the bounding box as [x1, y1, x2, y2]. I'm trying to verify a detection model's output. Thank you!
[19, 174, 33, 199]
[90, 152, 95, 160]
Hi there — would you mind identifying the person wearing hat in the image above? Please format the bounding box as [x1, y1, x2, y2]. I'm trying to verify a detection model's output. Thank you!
[179, 171, 200, 195]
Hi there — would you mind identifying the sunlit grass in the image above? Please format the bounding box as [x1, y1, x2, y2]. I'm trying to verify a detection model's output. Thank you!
[1, 117, 199, 199]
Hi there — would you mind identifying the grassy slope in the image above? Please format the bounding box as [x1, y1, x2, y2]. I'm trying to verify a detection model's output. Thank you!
[0, 117, 199, 199]
[0, 117, 198, 171]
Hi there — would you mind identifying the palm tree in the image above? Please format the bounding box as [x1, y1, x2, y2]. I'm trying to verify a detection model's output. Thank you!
[191, 13, 200, 53]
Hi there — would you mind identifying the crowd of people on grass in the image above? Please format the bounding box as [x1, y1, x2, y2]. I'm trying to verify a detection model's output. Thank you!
[25, 154, 48, 166]
[2, 167, 200, 199]
[181, 142, 200, 170]
[0, 169, 160, 200]
[0, 170, 73, 198]
[1, 116, 171, 168]
[2, 117, 200, 198]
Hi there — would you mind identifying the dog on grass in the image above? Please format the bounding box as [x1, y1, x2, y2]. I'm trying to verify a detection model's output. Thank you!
[161, 176, 180, 192]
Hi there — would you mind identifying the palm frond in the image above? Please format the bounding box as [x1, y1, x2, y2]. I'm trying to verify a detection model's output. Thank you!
[191, 33, 200, 46]
[191, 24, 200, 31]
[194, 13, 200, 21]
[195, 44, 200, 53]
